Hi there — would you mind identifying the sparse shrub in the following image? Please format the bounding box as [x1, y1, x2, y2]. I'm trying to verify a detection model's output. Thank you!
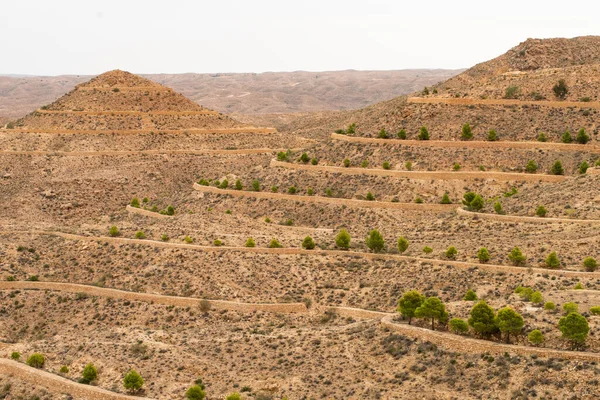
[405, 161, 412, 171]
[271, 186, 278, 193]
[213, 239, 223, 246]
[81, 363, 98, 384]
[418, 126, 429, 140]
[563, 302, 579, 314]
[343, 159, 350, 168]
[235, 179, 243, 190]
[361, 160, 369, 168]
[161, 234, 169, 242]
[545, 251, 560, 268]
[109, 226, 120, 237]
[268, 239, 282, 248]
[335, 229, 351, 250]
[378, 128, 388, 139]
[445, 246, 457, 259]
[561, 131, 572, 143]
[537, 132, 548, 142]
[464, 289, 478, 301]
[382, 161, 391, 170]
[583, 256, 598, 272]
[422, 246, 433, 254]
[60, 365, 69, 374]
[494, 202, 503, 214]
[453, 162, 461, 171]
[123, 369, 144, 393]
[325, 188, 333, 197]
[590, 306, 600, 315]
[504, 86, 520, 99]
[186, 385, 206, 400]
[251, 179, 260, 191]
[414, 197, 423, 204]
[346, 123, 356, 134]
[397, 129, 407, 139]
[461, 123, 473, 140]
[26, 353, 45, 368]
[366, 230, 385, 253]
[508, 247, 526, 266]
[449, 318, 469, 334]
[559, 312, 589, 347]
[576, 128, 590, 144]
[536, 205, 547, 217]
[440, 193, 451, 204]
[397, 290, 425, 325]
[487, 129, 498, 141]
[574, 282, 584, 290]
[580, 97, 591, 102]
[397, 236, 409, 254]
[477, 248, 490, 263]
[365, 191, 375, 201]
[579, 160, 590, 174]
[311, 158, 318, 165]
[528, 330, 544, 346]
[300, 152, 310, 163]
[130, 198, 140, 208]
[307, 188, 314, 195]
[525, 160, 538, 173]
[553, 79, 568, 99]
[135, 231, 146, 239]
[302, 236, 316, 250]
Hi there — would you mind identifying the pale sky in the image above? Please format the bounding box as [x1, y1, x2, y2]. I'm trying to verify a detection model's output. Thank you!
[2, 0, 599, 76]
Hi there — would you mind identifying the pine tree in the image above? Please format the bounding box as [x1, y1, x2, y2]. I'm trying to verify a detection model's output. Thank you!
[397, 290, 425, 325]
[415, 297, 448, 330]
[468, 301, 497, 336]
[495, 307, 524, 343]
[366, 230, 385, 253]
[397, 236, 409, 254]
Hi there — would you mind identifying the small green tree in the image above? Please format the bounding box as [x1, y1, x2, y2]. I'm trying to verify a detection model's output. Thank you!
[405, 161, 413, 170]
[245, 238, 256, 248]
[366, 230, 385, 253]
[469, 195, 485, 211]
[477, 248, 490, 263]
[551, 160, 564, 175]
[109, 226, 120, 237]
[346, 123, 356, 134]
[335, 229, 351, 250]
[366, 191, 375, 201]
[530, 291, 544, 305]
[10, 352, 20, 360]
[545, 251, 560, 268]
[553, 79, 568, 99]
[445, 246, 457, 259]
[397, 129, 407, 139]
[544, 302, 556, 311]
[311, 158, 318, 165]
[378, 128, 388, 139]
[130, 197, 140, 208]
[302, 236, 316, 250]
[496, 307, 524, 343]
[300, 153, 310, 163]
[464, 289, 478, 301]
[494, 202, 503, 214]
[418, 126, 430, 140]
[449, 318, 469, 334]
[525, 160, 538, 173]
[440, 193, 451, 204]
[235, 179, 243, 190]
[468, 301, 497, 336]
[563, 302, 579, 314]
[559, 312, 589, 348]
[508, 247, 526, 266]
[453, 162, 461, 171]
[26, 353, 45, 368]
[561, 131, 572, 144]
[251, 179, 260, 191]
[528, 329, 544, 346]
[583, 256, 598, 272]
[579, 160, 590, 174]
[343, 158, 350, 167]
[461, 123, 473, 140]
[415, 297, 448, 330]
[186, 385, 206, 400]
[487, 129, 498, 141]
[81, 363, 98, 384]
[382, 161, 391, 170]
[123, 370, 144, 393]
[135, 231, 146, 239]
[537, 132, 548, 142]
[462, 192, 476, 207]
[288, 186, 297, 194]
[536, 205, 547, 217]
[397, 236, 409, 254]
[268, 239, 283, 248]
[397, 290, 425, 325]
[576, 128, 590, 144]
[166, 205, 175, 216]
[220, 179, 229, 189]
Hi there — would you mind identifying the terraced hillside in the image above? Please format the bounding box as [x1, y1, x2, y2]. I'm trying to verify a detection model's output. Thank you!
[2, 38, 600, 399]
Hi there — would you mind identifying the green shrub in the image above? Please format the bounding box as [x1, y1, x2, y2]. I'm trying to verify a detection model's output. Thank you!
[343, 159, 350, 167]
[536, 205, 547, 217]
[123, 369, 144, 393]
[166, 205, 175, 216]
[346, 123, 356, 134]
[361, 160, 369, 168]
[325, 188, 333, 197]
[130, 198, 140, 208]
[580, 97, 591, 102]
[271, 186, 278, 193]
[590, 306, 600, 315]
[268, 239, 282, 248]
[307, 188, 314, 195]
[277, 151, 289, 161]
[366, 230, 385, 253]
[449, 318, 469, 334]
[561, 131, 572, 144]
[60, 365, 69, 374]
[583, 256, 598, 272]
[528, 330, 544, 345]
[198, 179, 209, 186]
[109, 226, 120, 237]
[468, 301, 497, 336]
[311, 158, 318, 165]
[553, 79, 568, 99]
[525, 160, 538, 173]
[10, 352, 20, 360]
[186, 385, 206, 400]
[397, 236, 409, 254]
[579, 160, 589, 174]
[453, 163, 461, 171]
[508, 247, 526, 266]
[504, 86, 520, 99]
[477, 248, 490, 263]
[544, 302, 556, 311]
[440, 193, 451, 204]
[226, 393, 241, 400]
[405, 161, 412, 171]
[135, 231, 146, 239]
[537, 132, 548, 142]
[335, 229, 351, 249]
[288, 186, 297, 194]
[414, 296, 448, 330]
[26, 353, 45, 368]
[576, 128, 589, 144]
[245, 238, 256, 248]
[445, 246, 457, 259]
[551, 160, 564, 175]
[184, 236, 193, 244]
[545, 251, 560, 268]
[397, 129, 407, 139]
[397, 290, 425, 325]
[469, 194, 484, 211]
[493, 202, 503, 214]
[530, 291, 544, 305]
[464, 289, 478, 301]
[213, 239, 223, 246]
[365, 191, 375, 201]
[382, 161, 391, 170]
[378, 128, 388, 139]
[81, 363, 98, 384]
[302, 236, 316, 250]
[487, 129, 498, 141]
[461, 123, 473, 140]
[574, 282, 584, 290]
[300, 153, 310, 163]
[251, 179, 260, 191]
[559, 312, 589, 347]
[423, 246, 433, 254]
[220, 179, 229, 189]
[415, 197, 423, 204]
[161, 234, 169, 242]
[418, 126, 429, 140]
[563, 302, 579, 314]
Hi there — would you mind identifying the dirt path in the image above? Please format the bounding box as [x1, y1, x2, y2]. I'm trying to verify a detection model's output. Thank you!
[193, 183, 456, 212]
[36, 109, 219, 116]
[270, 159, 566, 182]
[407, 96, 600, 110]
[331, 133, 600, 153]
[0, 358, 151, 400]
[3, 127, 277, 135]
[2, 231, 596, 278]
[125, 205, 171, 219]
[457, 207, 600, 224]
[0, 281, 307, 313]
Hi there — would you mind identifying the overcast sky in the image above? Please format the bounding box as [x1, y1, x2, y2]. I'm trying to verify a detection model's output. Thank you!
[2, 0, 599, 76]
